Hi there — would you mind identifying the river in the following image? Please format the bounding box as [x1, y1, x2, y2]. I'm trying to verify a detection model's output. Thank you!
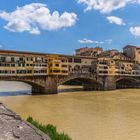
[0, 88, 140, 140]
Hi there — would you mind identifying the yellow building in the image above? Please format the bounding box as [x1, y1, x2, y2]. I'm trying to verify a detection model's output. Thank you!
[115, 60, 140, 76]
[95, 58, 116, 75]
[92, 58, 140, 76]
[47, 54, 68, 75]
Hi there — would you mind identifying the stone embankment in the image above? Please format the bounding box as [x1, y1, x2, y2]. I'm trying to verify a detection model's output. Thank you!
[0, 103, 51, 140]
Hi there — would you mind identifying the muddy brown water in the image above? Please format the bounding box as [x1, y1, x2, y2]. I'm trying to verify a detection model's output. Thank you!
[0, 88, 140, 140]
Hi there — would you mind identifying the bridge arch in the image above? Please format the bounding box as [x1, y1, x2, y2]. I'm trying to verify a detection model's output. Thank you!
[116, 77, 139, 89]
[0, 75, 47, 95]
[0, 80, 46, 95]
[17, 80, 46, 94]
[58, 76, 103, 91]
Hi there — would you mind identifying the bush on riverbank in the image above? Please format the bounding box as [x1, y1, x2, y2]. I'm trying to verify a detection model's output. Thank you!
[27, 116, 72, 140]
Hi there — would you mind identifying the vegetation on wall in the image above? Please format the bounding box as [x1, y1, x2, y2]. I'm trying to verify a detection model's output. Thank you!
[27, 116, 72, 140]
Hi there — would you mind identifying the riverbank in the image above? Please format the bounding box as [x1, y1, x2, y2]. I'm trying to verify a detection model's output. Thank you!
[0, 103, 50, 140]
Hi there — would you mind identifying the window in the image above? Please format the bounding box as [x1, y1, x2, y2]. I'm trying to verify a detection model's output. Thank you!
[17, 70, 26, 74]
[53, 70, 60, 73]
[11, 71, 15, 74]
[27, 70, 32, 74]
[61, 59, 66, 62]
[1, 57, 6, 62]
[68, 58, 73, 63]
[74, 58, 81, 63]
[11, 64, 15, 67]
[62, 65, 67, 67]
[11, 57, 15, 62]
[62, 70, 68, 73]
[19, 57, 24, 61]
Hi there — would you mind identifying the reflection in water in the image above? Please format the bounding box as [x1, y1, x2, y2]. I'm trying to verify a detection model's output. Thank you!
[0, 91, 31, 96]
[0, 88, 140, 140]
[58, 85, 83, 92]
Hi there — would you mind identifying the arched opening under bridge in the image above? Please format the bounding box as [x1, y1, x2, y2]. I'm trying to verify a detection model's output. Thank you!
[0, 81, 32, 96]
[116, 78, 139, 89]
[58, 77, 103, 93]
[0, 80, 45, 96]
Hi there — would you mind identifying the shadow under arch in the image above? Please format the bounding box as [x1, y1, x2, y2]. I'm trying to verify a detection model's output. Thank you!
[116, 77, 139, 89]
[58, 77, 103, 92]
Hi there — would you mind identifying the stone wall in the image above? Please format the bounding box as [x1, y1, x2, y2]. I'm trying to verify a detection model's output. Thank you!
[0, 103, 51, 140]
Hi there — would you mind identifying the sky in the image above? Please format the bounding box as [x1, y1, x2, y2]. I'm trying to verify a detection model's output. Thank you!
[0, 0, 140, 54]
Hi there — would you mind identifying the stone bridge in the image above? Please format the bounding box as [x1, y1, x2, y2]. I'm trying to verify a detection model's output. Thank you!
[0, 73, 139, 94]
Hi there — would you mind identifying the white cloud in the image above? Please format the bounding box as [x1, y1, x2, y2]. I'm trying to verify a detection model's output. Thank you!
[105, 39, 112, 44]
[129, 26, 140, 36]
[78, 38, 113, 45]
[0, 3, 77, 34]
[77, 0, 140, 13]
[78, 38, 94, 43]
[78, 38, 104, 44]
[29, 27, 40, 35]
[107, 16, 125, 25]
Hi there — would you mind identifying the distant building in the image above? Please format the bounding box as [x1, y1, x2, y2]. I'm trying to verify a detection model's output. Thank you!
[75, 47, 103, 57]
[123, 45, 140, 64]
[112, 52, 131, 61]
[123, 45, 137, 60]
[98, 49, 119, 58]
[98, 49, 131, 61]
[135, 47, 140, 64]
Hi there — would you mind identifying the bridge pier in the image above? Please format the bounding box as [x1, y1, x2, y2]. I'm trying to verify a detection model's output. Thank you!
[103, 76, 116, 90]
[44, 76, 58, 94]
[31, 76, 58, 95]
[32, 86, 46, 95]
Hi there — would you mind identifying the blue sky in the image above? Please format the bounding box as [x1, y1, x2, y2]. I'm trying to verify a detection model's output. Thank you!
[0, 0, 140, 54]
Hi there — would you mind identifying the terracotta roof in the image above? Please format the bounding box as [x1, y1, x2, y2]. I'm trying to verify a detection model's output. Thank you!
[123, 45, 137, 49]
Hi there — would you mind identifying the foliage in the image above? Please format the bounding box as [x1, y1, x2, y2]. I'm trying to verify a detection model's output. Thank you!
[27, 116, 72, 140]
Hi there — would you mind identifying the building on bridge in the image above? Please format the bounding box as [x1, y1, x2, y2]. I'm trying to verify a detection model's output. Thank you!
[0, 49, 139, 94]
[0, 50, 48, 76]
[67, 55, 96, 74]
[91, 58, 140, 76]
[47, 54, 68, 75]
